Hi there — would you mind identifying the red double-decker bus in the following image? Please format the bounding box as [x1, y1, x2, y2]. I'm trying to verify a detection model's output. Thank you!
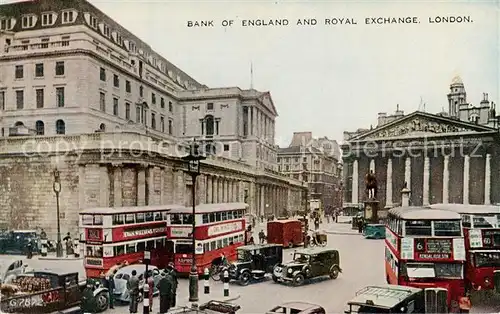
[167, 202, 248, 275]
[430, 204, 500, 292]
[79, 205, 183, 278]
[385, 206, 467, 312]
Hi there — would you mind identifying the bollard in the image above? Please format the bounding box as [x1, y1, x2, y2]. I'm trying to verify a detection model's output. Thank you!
[73, 239, 80, 258]
[204, 268, 210, 294]
[223, 270, 229, 297]
[143, 283, 149, 314]
[40, 239, 47, 257]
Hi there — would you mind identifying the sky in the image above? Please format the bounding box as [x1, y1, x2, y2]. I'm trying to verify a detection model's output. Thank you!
[7, 0, 498, 146]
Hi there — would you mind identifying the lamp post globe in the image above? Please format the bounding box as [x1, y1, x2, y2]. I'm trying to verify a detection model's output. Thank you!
[182, 139, 206, 303]
[52, 169, 63, 258]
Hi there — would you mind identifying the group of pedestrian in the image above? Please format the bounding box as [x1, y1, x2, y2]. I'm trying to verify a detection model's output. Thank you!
[125, 262, 178, 314]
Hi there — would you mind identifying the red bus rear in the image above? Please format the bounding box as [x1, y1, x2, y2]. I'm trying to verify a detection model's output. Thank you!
[385, 206, 467, 313]
[430, 204, 500, 292]
[79, 205, 183, 278]
[167, 202, 247, 275]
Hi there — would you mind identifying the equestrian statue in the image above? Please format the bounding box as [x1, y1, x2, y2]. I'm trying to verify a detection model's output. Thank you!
[365, 170, 378, 199]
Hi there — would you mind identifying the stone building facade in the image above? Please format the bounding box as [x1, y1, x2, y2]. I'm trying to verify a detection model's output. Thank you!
[342, 77, 500, 209]
[0, 0, 306, 235]
[0, 133, 304, 236]
[278, 132, 342, 213]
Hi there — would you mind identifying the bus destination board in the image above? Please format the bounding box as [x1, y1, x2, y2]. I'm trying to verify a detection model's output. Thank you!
[415, 238, 452, 259]
[482, 229, 500, 247]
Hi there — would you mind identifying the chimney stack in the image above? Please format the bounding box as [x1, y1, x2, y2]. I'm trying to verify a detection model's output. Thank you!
[401, 182, 410, 207]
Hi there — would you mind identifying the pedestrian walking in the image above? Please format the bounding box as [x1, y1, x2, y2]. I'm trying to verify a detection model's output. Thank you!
[26, 238, 33, 259]
[40, 229, 47, 239]
[147, 273, 154, 309]
[258, 230, 265, 244]
[106, 270, 116, 309]
[126, 270, 139, 313]
[314, 217, 320, 230]
[157, 272, 172, 314]
[166, 262, 178, 307]
[63, 232, 73, 256]
[357, 217, 364, 234]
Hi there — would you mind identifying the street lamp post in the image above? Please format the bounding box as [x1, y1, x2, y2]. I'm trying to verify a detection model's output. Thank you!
[182, 139, 206, 303]
[52, 169, 63, 258]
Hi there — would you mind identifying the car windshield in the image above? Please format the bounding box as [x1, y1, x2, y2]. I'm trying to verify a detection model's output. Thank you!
[293, 253, 310, 263]
[474, 251, 500, 268]
[237, 250, 251, 262]
[349, 305, 390, 313]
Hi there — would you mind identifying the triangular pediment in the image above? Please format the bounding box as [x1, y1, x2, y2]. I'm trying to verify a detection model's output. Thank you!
[353, 111, 496, 141]
[259, 92, 278, 116]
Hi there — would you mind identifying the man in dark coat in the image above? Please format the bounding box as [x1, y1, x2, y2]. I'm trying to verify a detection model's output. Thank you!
[126, 270, 139, 313]
[156, 272, 172, 314]
[166, 263, 178, 308]
[106, 270, 116, 309]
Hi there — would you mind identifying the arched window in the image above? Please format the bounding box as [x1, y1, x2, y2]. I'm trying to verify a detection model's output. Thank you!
[99, 123, 106, 132]
[35, 121, 44, 135]
[14, 121, 24, 127]
[205, 115, 214, 136]
[56, 120, 65, 135]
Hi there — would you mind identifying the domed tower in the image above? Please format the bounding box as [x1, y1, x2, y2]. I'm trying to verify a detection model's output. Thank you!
[447, 75, 467, 118]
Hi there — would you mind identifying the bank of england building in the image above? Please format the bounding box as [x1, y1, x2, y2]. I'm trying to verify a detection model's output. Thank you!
[0, 0, 305, 235]
[342, 77, 500, 210]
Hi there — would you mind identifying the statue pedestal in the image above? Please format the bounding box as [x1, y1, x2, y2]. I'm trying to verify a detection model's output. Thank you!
[364, 199, 380, 223]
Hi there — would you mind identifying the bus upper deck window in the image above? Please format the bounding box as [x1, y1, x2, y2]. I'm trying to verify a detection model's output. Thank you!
[145, 212, 154, 222]
[209, 213, 215, 223]
[221, 212, 227, 221]
[154, 212, 162, 221]
[202, 214, 209, 224]
[227, 211, 233, 220]
[216, 212, 222, 222]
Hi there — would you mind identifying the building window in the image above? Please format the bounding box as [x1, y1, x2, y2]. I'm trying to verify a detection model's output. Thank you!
[125, 102, 131, 120]
[100, 92, 106, 111]
[56, 119, 65, 134]
[16, 90, 24, 109]
[205, 115, 214, 136]
[151, 113, 156, 129]
[136, 106, 141, 123]
[21, 15, 34, 28]
[169, 101, 173, 112]
[207, 103, 214, 110]
[224, 144, 230, 151]
[113, 74, 119, 88]
[160, 97, 165, 109]
[113, 98, 119, 115]
[139, 86, 144, 97]
[35, 63, 44, 77]
[168, 119, 173, 135]
[160, 116, 165, 132]
[0, 91, 4, 110]
[215, 121, 219, 135]
[35, 121, 44, 135]
[41, 13, 54, 26]
[100, 67, 106, 81]
[15, 65, 23, 79]
[62, 11, 74, 24]
[151, 93, 156, 105]
[55, 61, 65, 76]
[125, 81, 131, 93]
[36, 89, 44, 108]
[56, 87, 65, 107]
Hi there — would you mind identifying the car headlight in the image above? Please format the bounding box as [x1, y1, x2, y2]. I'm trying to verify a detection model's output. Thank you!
[288, 268, 293, 274]
[485, 277, 491, 286]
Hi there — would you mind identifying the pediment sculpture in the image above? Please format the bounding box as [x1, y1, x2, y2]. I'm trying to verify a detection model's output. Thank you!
[370, 117, 470, 138]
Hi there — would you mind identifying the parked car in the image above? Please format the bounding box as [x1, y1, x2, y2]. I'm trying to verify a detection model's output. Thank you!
[272, 248, 341, 286]
[228, 244, 283, 285]
[267, 302, 326, 314]
[113, 264, 161, 302]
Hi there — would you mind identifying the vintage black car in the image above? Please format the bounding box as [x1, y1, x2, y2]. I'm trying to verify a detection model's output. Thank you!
[228, 244, 283, 285]
[272, 248, 341, 286]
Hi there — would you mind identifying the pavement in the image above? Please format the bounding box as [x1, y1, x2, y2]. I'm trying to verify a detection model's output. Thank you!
[1, 222, 499, 313]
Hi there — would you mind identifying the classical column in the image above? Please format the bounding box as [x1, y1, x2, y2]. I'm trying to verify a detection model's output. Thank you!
[207, 175, 213, 203]
[232, 181, 238, 202]
[99, 166, 110, 207]
[485, 154, 491, 205]
[147, 166, 157, 205]
[369, 159, 375, 172]
[404, 157, 411, 188]
[463, 155, 470, 205]
[352, 160, 359, 204]
[225, 180, 230, 202]
[443, 155, 449, 204]
[137, 165, 147, 206]
[217, 177, 223, 203]
[160, 167, 165, 205]
[260, 185, 265, 215]
[423, 156, 430, 206]
[385, 158, 393, 208]
[113, 164, 123, 207]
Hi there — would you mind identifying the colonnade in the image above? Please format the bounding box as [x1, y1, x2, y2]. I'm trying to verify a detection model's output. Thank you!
[203, 174, 243, 204]
[350, 154, 492, 207]
[255, 184, 289, 217]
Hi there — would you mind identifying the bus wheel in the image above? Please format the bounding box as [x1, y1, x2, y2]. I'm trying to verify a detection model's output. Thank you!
[238, 271, 251, 286]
